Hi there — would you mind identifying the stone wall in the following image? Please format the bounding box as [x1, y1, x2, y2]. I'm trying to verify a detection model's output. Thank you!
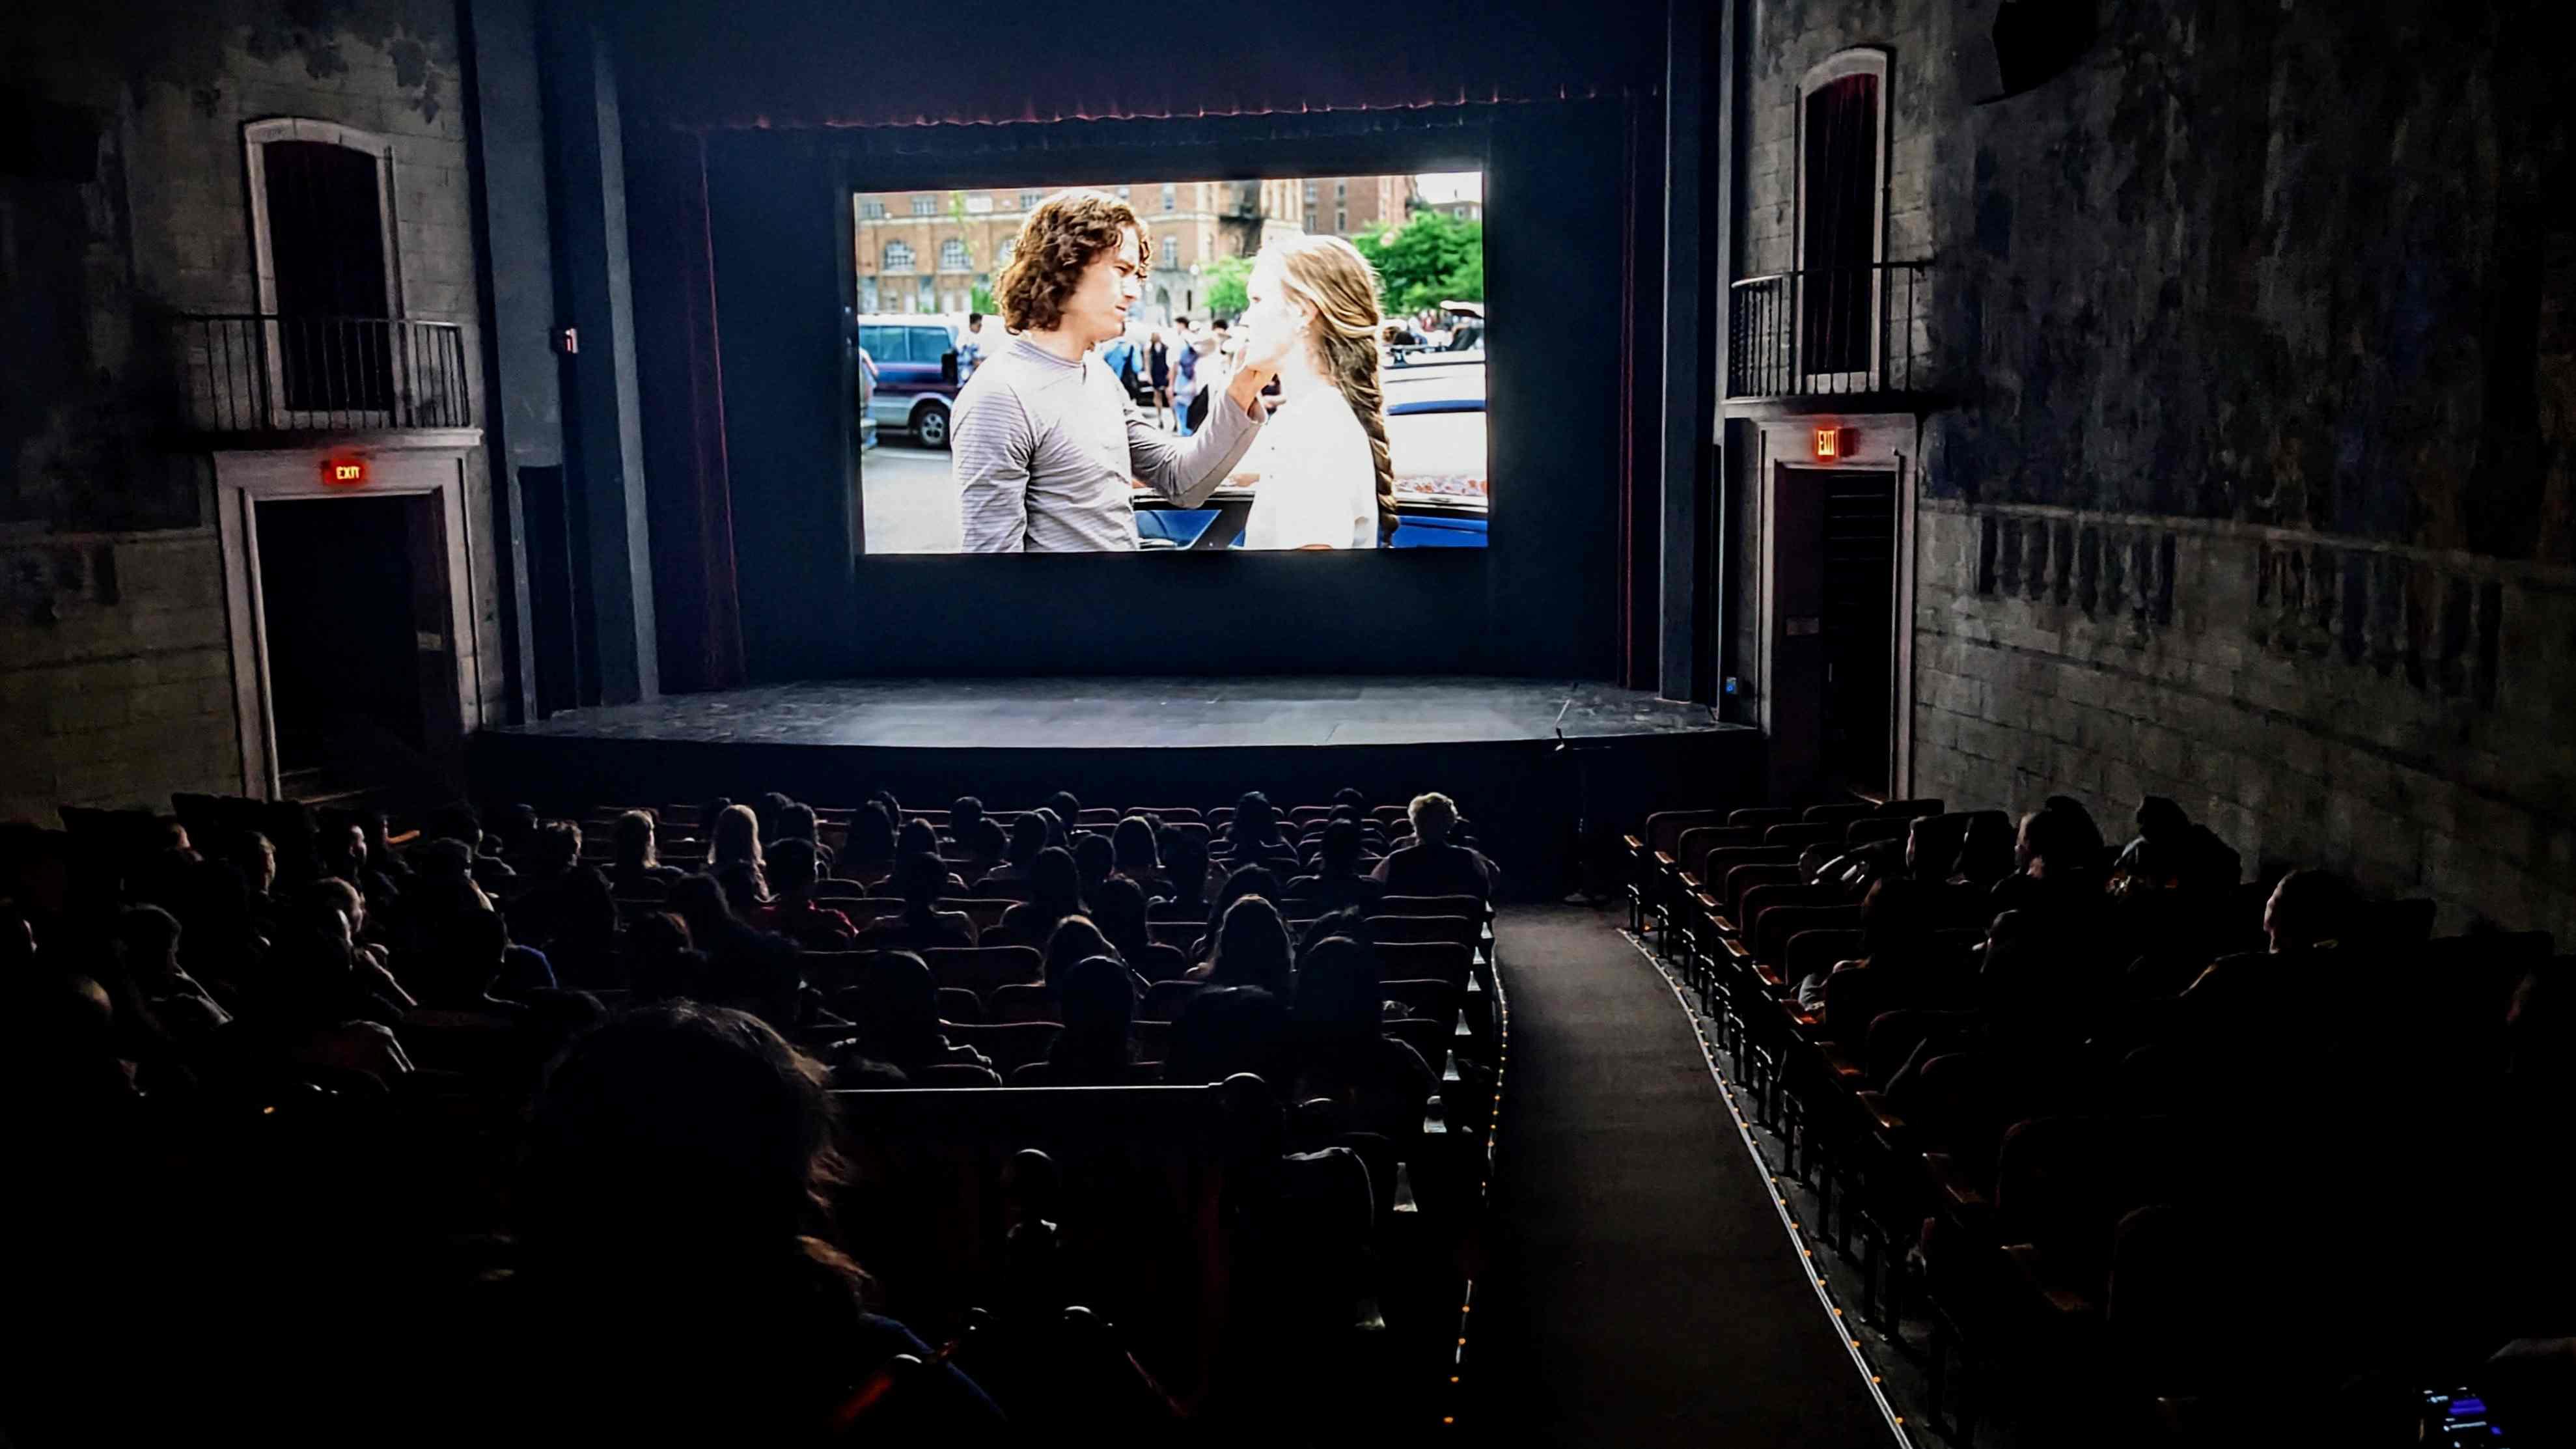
[1735, 0, 2576, 933]
[1913, 501, 2576, 939]
[1, 0, 497, 822]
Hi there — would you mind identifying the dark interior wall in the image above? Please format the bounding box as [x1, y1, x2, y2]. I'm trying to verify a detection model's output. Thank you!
[1734, 0, 2576, 934]
[1918, 0, 2575, 551]
[698, 102, 1636, 682]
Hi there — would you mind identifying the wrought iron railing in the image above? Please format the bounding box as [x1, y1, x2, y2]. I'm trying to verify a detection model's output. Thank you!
[1726, 260, 1930, 400]
[176, 313, 472, 432]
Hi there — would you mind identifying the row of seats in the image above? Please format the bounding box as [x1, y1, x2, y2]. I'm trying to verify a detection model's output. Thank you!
[1620, 795, 2569, 1444]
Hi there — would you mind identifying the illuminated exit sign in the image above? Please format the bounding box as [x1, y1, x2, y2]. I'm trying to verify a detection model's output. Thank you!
[323, 456, 368, 486]
[1812, 426, 1855, 462]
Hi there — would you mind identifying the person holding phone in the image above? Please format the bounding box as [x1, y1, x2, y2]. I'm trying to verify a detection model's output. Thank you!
[952, 190, 1276, 552]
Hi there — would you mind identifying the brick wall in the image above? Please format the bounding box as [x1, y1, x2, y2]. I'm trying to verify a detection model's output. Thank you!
[0, 530, 242, 821]
[1913, 501, 2576, 939]
[2, 1, 502, 825]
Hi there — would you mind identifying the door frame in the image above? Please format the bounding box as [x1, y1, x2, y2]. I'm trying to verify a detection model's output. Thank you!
[1747, 413, 1918, 798]
[1792, 49, 1892, 393]
[212, 443, 485, 799]
[242, 117, 409, 431]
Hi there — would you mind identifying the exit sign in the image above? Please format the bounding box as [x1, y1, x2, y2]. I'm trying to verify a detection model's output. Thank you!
[1812, 426, 1855, 461]
[323, 456, 368, 486]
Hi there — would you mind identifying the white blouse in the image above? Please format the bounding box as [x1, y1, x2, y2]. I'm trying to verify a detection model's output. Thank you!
[1238, 387, 1379, 550]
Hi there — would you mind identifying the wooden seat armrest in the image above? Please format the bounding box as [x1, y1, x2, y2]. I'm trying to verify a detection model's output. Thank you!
[1999, 1243, 2102, 1320]
[1855, 1090, 1906, 1135]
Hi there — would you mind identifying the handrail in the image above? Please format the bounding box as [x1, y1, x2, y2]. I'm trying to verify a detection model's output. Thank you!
[1726, 260, 1931, 401]
[175, 312, 472, 433]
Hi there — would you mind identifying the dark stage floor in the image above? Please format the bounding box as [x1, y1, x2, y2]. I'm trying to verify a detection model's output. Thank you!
[494, 676, 1734, 750]
[475, 678, 1756, 896]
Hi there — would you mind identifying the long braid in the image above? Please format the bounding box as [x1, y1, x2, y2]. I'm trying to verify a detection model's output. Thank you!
[1275, 232, 1399, 547]
[1322, 331, 1399, 545]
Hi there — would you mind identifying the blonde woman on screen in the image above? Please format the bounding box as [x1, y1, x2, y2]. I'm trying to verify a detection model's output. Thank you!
[1232, 234, 1398, 549]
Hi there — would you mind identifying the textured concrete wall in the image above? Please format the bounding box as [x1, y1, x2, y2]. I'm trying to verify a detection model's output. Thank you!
[1740, 0, 2576, 932]
[1, 0, 497, 821]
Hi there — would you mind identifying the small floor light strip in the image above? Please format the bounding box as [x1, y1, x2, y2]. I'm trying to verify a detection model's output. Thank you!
[1443, 924, 1510, 1429]
[1626, 930, 1917, 1448]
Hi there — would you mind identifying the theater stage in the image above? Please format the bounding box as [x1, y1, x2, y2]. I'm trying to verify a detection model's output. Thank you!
[472, 676, 1758, 892]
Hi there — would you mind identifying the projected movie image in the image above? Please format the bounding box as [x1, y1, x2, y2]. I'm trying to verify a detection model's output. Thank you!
[855, 174, 1487, 553]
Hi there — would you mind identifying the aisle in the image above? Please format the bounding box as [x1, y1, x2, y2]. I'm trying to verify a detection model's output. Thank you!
[1468, 904, 1896, 1446]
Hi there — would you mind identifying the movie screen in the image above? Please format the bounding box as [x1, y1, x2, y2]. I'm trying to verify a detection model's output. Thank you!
[853, 173, 1486, 553]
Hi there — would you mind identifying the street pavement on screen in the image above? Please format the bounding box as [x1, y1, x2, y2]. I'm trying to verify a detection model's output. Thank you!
[861, 439, 963, 553]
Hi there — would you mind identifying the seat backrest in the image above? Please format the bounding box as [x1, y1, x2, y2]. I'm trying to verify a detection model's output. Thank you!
[990, 982, 1056, 1024]
[1139, 979, 1206, 1022]
[1762, 821, 1842, 849]
[1728, 807, 1794, 830]
[924, 945, 1044, 1000]
[1131, 1017, 1171, 1064]
[1802, 802, 1873, 824]
[939, 1020, 1063, 1075]
[1842, 816, 1912, 847]
[1076, 808, 1123, 827]
[1384, 1017, 1451, 1077]
[1366, 914, 1475, 950]
[1643, 808, 1729, 856]
[1877, 798, 1945, 820]
[941, 897, 1016, 935]
[1376, 941, 1471, 991]
[832, 1083, 1243, 1400]
[934, 986, 985, 1023]
[1377, 893, 1486, 921]
[1129, 807, 1202, 823]
[1379, 977, 1461, 1026]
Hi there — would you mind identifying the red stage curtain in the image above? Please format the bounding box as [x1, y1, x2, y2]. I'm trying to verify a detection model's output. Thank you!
[608, 0, 1660, 131]
[626, 129, 748, 693]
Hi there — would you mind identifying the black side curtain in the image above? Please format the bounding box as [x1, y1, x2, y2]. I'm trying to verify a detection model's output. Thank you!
[625, 128, 747, 693]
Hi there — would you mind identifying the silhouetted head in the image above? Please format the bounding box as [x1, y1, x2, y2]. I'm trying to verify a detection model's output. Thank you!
[1059, 954, 1135, 1038]
[1318, 820, 1364, 874]
[767, 839, 821, 897]
[1209, 894, 1293, 996]
[1044, 915, 1117, 988]
[1406, 792, 1458, 846]
[893, 850, 948, 908]
[1112, 816, 1161, 876]
[1005, 813, 1047, 868]
[523, 1001, 842, 1265]
[1030, 846, 1085, 921]
[613, 810, 659, 871]
[712, 805, 764, 872]
[2265, 870, 2357, 953]
[1292, 934, 1381, 1033]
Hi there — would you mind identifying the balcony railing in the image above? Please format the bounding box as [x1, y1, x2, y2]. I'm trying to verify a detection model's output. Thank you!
[1726, 260, 1930, 401]
[178, 313, 472, 434]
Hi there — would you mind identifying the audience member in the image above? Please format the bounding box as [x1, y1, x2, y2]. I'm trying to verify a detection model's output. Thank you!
[761, 838, 859, 950]
[1012, 955, 1141, 1086]
[1193, 894, 1294, 996]
[1289, 820, 1384, 915]
[508, 1002, 1003, 1442]
[999, 846, 1087, 944]
[850, 952, 994, 1077]
[857, 851, 978, 951]
[608, 809, 687, 894]
[1372, 792, 1493, 898]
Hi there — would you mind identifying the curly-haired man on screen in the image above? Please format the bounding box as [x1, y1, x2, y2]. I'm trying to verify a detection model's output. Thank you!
[952, 189, 1282, 552]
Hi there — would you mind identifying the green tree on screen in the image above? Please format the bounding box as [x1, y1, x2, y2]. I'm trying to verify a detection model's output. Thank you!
[1353, 211, 1485, 316]
[971, 284, 997, 315]
[1202, 255, 1253, 320]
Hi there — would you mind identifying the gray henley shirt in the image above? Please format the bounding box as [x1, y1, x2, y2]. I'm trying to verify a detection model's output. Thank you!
[952, 336, 1264, 553]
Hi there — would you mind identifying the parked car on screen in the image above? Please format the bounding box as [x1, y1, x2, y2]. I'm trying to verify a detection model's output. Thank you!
[857, 314, 963, 448]
[1385, 360, 1488, 548]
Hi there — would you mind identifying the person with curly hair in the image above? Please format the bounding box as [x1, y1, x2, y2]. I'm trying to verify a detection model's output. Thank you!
[953, 187, 1281, 551]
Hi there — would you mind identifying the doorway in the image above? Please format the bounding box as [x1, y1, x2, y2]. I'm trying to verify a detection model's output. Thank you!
[1767, 465, 1898, 797]
[253, 493, 464, 801]
[1817, 471, 1896, 795]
